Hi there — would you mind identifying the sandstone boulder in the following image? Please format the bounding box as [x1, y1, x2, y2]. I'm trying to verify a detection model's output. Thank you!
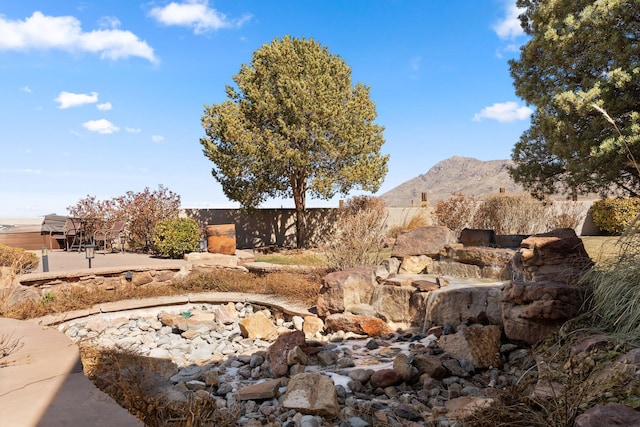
[501, 280, 587, 345]
[424, 283, 504, 330]
[282, 373, 340, 418]
[398, 255, 433, 274]
[371, 284, 429, 325]
[391, 226, 457, 258]
[239, 311, 278, 340]
[317, 267, 377, 318]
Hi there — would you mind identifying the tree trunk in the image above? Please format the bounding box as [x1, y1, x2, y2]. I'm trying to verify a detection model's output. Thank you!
[292, 177, 307, 248]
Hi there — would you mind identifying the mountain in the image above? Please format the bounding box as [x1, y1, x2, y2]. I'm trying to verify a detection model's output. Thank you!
[379, 156, 525, 207]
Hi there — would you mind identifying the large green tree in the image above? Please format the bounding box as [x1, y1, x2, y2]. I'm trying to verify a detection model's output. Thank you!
[509, 0, 640, 198]
[200, 36, 388, 247]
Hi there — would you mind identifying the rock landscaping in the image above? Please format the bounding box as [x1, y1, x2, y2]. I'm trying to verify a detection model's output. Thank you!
[14, 226, 640, 425]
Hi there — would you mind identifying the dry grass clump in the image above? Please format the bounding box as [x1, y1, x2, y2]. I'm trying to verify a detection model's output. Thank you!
[0, 244, 39, 274]
[3, 269, 323, 320]
[471, 329, 636, 427]
[387, 207, 432, 238]
[80, 346, 240, 426]
[0, 332, 23, 366]
[318, 196, 388, 271]
[474, 193, 550, 235]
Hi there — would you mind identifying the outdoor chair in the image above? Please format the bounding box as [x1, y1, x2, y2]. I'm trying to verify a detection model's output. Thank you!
[58, 217, 81, 251]
[41, 214, 67, 249]
[94, 221, 126, 254]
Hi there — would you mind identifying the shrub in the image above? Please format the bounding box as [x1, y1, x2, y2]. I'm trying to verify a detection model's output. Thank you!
[386, 208, 432, 239]
[0, 244, 39, 274]
[69, 185, 181, 253]
[434, 192, 479, 235]
[319, 196, 388, 270]
[473, 193, 550, 235]
[591, 197, 640, 235]
[152, 217, 200, 259]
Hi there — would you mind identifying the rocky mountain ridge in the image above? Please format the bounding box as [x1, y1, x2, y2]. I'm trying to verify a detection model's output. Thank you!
[379, 156, 525, 207]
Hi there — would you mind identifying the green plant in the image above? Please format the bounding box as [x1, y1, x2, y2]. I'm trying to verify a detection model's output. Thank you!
[0, 244, 39, 274]
[318, 196, 388, 271]
[152, 217, 200, 259]
[434, 192, 479, 235]
[591, 198, 640, 235]
[40, 292, 56, 305]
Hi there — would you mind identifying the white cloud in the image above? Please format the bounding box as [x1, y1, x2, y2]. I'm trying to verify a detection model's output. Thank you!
[151, 135, 165, 143]
[473, 101, 533, 122]
[20, 85, 32, 93]
[97, 102, 112, 111]
[493, 1, 525, 40]
[0, 11, 157, 63]
[54, 91, 98, 109]
[149, 0, 251, 34]
[125, 126, 141, 133]
[82, 118, 119, 134]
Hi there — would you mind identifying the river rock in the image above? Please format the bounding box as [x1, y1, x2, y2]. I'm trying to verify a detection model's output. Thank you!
[438, 324, 502, 369]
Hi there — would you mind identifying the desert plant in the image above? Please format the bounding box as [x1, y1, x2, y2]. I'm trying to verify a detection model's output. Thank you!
[473, 193, 549, 235]
[591, 197, 640, 235]
[386, 207, 432, 239]
[319, 196, 388, 271]
[0, 244, 39, 274]
[152, 217, 200, 259]
[434, 192, 479, 235]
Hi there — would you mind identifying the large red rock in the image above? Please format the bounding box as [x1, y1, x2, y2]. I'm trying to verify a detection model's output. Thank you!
[324, 313, 393, 336]
[267, 330, 305, 377]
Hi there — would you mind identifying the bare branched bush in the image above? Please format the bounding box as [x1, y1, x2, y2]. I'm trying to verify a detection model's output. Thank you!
[319, 196, 388, 271]
[0, 332, 23, 363]
[473, 193, 550, 235]
[434, 192, 479, 235]
[547, 200, 586, 230]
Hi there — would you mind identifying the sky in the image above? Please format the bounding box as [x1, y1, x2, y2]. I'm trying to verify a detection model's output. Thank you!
[0, 0, 532, 218]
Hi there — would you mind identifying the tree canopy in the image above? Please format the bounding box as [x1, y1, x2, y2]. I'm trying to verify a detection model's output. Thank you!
[509, 0, 640, 198]
[200, 36, 388, 247]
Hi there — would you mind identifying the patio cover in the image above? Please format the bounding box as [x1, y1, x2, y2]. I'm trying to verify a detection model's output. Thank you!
[41, 214, 67, 234]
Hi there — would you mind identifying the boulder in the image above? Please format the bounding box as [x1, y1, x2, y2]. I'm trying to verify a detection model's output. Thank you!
[501, 229, 592, 346]
[501, 280, 586, 346]
[371, 285, 429, 325]
[375, 257, 400, 281]
[236, 378, 281, 401]
[302, 316, 324, 336]
[267, 330, 306, 377]
[398, 255, 433, 274]
[424, 283, 504, 330]
[391, 226, 457, 258]
[239, 311, 278, 340]
[513, 228, 593, 284]
[574, 404, 640, 427]
[438, 324, 503, 369]
[317, 267, 377, 318]
[158, 311, 217, 332]
[428, 261, 482, 279]
[282, 373, 340, 418]
[369, 369, 403, 388]
[324, 313, 393, 336]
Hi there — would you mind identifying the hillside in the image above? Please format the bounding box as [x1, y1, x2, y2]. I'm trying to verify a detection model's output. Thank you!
[379, 156, 525, 207]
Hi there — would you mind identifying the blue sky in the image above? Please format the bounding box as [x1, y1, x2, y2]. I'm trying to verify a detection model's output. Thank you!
[0, 0, 531, 217]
